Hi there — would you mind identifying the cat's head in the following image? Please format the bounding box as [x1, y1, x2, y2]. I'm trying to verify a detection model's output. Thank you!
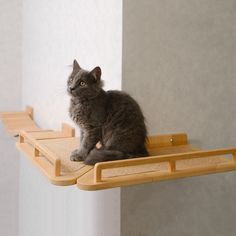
[67, 59, 103, 99]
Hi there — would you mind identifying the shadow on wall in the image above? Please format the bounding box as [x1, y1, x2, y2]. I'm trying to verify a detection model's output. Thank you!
[121, 0, 236, 236]
[122, 172, 236, 236]
[122, 0, 236, 149]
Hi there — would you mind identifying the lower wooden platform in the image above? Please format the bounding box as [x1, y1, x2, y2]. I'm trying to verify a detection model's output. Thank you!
[16, 127, 236, 190]
[78, 148, 236, 190]
[2, 106, 236, 190]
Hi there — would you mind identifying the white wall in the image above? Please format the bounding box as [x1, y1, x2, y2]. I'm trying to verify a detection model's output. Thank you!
[0, 0, 22, 235]
[20, 0, 122, 236]
[122, 1, 236, 235]
[22, 0, 122, 130]
[0, 0, 22, 112]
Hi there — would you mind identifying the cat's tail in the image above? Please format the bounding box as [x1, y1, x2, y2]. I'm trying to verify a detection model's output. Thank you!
[84, 148, 129, 165]
[84, 147, 148, 165]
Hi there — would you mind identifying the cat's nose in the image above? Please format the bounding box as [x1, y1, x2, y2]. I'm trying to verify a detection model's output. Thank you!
[68, 86, 75, 92]
[68, 87, 75, 93]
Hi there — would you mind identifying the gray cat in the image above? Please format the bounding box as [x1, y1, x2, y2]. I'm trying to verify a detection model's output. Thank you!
[68, 60, 148, 165]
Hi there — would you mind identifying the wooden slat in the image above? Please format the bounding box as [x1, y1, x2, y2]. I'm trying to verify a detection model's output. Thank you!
[26, 106, 33, 119]
[19, 123, 75, 143]
[77, 161, 236, 191]
[16, 125, 95, 185]
[148, 144, 198, 156]
[16, 143, 92, 186]
[0, 106, 40, 135]
[0, 113, 29, 118]
[0, 106, 33, 119]
[147, 133, 188, 149]
[94, 148, 236, 182]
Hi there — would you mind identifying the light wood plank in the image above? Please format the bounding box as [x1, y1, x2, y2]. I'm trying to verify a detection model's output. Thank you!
[147, 133, 188, 148]
[0, 106, 40, 135]
[77, 161, 236, 191]
[93, 148, 236, 182]
[16, 142, 93, 186]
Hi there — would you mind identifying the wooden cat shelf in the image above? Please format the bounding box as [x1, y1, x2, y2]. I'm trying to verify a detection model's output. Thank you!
[1, 107, 236, 190]
[0, 106, 40, 136]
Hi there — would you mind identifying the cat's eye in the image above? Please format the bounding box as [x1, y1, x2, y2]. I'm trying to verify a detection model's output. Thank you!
[69, 77, 73, 83]
[79, 81, 86, 87]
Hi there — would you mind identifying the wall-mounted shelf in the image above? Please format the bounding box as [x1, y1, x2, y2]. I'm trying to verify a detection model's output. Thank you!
[0, 106, 40, 136]
[1, 107, 236, 190]
[80, 147, 236, 190]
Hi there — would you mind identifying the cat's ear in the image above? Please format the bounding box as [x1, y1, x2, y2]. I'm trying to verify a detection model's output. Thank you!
[90, 66, 102, 81]
[73, 59, 81, 72]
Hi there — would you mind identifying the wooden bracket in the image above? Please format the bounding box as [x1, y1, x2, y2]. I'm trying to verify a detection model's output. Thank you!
[26, 106, 33, 119]
[62, 123, 75, 137]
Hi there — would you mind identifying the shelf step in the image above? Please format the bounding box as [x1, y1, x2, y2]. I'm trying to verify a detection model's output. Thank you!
[0, 106, 40, 136]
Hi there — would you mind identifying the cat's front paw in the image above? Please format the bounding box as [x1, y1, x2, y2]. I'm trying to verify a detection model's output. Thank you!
[70, 149, 86, 162]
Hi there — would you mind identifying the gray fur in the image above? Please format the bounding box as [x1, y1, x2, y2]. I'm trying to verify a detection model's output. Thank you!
[68, 59, 148, 165]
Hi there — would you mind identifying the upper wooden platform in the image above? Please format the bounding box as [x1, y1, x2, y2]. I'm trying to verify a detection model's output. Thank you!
[0, 106, 40, 136]
[1, 107, 236, 190]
